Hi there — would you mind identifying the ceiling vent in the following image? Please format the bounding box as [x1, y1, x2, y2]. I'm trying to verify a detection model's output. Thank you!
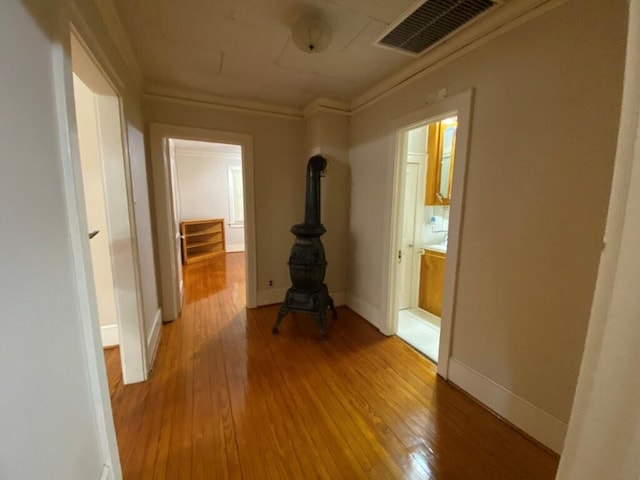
[377, 0, 498, 56]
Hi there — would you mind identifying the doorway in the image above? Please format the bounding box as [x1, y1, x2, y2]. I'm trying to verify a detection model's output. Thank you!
[70, 33, 148, 384]
[170, 138, 247, 272]
[395, 117, 457, 363]
[384, 90, 473, 378]
[149, 124, 257, 319]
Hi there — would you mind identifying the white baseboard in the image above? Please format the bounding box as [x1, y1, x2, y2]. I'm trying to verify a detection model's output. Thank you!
[257, 287, 288, 306]
[257, 288, 349, 307]
[346, 292, 382, 331]
[99, 465, 112, 480]
[226, 243, 245, 253]
[146, 309, 162, 372]
[100, 324, 119, 347]
[448, 357, 567, 453]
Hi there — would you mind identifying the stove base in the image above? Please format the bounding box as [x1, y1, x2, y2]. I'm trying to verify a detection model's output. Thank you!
[272, 284, 337, 337]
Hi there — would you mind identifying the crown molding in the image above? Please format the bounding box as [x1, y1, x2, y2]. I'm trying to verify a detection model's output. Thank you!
[144, 85, 306, 121]
[93, 0, 144, 89]
[351, 0, 568, 113]
[68, 4, 126, 93]
[303, 98, 352, 119]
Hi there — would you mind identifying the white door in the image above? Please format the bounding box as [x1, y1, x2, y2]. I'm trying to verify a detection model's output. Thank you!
[398, 162, 419, 309]
[159, 138, 183, 321]
[167, 140, 184, 308]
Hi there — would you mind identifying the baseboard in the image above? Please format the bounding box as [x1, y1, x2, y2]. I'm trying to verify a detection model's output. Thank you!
[331, 290, 347, 306]
[346, 292, 382, 331]
[100, 324, 119, 347]
[99, 465, 112, 480]
[226, 243, 245, 253]
[448, 357, 567, 454]
[146, 308, 162, 372]
[257, 288, 349, 307]
[257, 287, 288, 306]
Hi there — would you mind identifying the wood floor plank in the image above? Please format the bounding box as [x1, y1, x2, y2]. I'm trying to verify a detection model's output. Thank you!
[105, 253, 559, 479]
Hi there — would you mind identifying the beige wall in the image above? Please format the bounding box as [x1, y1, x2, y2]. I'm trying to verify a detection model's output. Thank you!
[349, 0, 627, 432]
[73, 75, 119, 330]
[144, 99, 306, 297]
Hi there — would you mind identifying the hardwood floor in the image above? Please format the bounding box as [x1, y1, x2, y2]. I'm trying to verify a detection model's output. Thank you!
[105, 252, 559, 479]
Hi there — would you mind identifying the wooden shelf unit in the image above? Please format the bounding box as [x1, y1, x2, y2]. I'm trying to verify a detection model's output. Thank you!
[180, 219, 225, 264]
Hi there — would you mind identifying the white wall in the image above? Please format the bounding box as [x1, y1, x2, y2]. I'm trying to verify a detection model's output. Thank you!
[144, 99, 306, 304]
[557, 1, 640, 477]
[0, 0, 115, 477]
[348, 0, 627, 452]
[174, 144, 245, 252]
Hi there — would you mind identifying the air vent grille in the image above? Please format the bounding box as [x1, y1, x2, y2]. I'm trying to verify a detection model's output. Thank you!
[379, 0, 496, 55]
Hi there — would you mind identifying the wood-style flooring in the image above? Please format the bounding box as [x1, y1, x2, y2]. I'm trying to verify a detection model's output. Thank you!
[105, 252, 559, 479]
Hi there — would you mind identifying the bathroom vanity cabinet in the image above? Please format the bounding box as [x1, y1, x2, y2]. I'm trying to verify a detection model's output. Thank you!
[419, 250, 446, 316]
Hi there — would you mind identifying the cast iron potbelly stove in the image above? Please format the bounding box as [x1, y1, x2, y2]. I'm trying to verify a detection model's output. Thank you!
[272, 155, 337, 337]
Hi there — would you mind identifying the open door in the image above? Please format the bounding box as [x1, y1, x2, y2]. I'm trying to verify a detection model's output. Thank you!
[398, 162, 421, 309]
[167, 139, 184, 310]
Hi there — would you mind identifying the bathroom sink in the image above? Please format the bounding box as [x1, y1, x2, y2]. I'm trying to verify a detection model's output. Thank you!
[424, 242, 447, 254]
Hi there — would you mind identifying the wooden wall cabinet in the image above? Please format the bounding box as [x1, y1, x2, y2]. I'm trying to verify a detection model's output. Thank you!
[181, 219, 225, 264]
[418, 251, 446, 316]
[425, 118, 457, 206]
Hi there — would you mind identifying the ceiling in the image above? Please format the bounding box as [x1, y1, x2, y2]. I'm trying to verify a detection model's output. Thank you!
[112, 0, 419, 108]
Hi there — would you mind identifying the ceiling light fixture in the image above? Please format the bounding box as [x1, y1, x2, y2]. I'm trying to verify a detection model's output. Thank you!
[291, 16, 332, 54]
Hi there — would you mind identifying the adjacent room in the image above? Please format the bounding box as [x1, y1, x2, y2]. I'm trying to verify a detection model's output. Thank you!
[172, 139, 245, 258]
[396, 116, 458, 362]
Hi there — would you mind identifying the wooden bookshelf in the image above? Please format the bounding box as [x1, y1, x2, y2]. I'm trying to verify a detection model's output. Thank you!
[180, 219, 225, 264]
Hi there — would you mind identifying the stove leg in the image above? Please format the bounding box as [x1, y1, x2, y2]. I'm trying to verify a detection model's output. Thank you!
[313, 312, 327, 338]
[273, 307, 288, 335]
[328, 295, 337, 318]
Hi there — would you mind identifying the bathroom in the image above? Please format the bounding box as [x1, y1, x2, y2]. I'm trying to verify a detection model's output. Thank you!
[396, 116, 457, 362]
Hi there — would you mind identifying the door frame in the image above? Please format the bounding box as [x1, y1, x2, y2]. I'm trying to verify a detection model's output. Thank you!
[149, 124, 258, 316]
[384, 90, 474, 378]
[70, 30, 149, 385]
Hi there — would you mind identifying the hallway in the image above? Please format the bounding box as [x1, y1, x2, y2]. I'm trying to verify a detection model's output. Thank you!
[106, 253, 558, 479]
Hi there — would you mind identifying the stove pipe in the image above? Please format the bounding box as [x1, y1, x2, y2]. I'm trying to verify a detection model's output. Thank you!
[292, 154, 327, 238]
[304, 155, 327, 226]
